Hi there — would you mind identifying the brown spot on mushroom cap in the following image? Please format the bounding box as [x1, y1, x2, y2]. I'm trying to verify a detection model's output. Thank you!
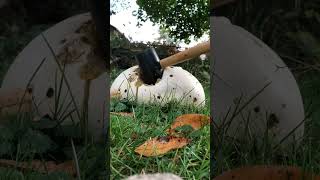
[128, 74, 137, 82]
[133, 68, 140, 75]
[135, 77, 144, 87]
[80, 36, 90, 44]
[46, 88, 54, 98]
[60, 39, 66, 44]
[193, 97, 197, 102]
[27, 87, 33, 93]
[267, 113, 279, 129]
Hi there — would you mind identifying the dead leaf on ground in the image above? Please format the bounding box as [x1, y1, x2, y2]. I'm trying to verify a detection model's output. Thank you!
[135, 136, 190, 157]
[167, 114, 210, 134]
[213, 165, 320, 180]
[0, 88, 33, 118]
[110, 90, 121, 99]
[110, 112, 134, 118]
[0, 159, 76, 177]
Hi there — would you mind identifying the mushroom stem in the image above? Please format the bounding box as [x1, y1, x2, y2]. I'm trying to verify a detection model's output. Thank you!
[135, 86, 139, 102]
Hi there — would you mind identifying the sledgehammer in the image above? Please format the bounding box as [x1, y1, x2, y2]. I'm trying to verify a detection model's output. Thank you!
[135, 41, 210, 85]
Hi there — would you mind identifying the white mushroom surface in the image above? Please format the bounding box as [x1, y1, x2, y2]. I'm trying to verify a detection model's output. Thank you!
[125, 173, 182, 180]
[111, 66, 205, 107]
[211, 16, 305, 143]
[1, 13, 107, 141]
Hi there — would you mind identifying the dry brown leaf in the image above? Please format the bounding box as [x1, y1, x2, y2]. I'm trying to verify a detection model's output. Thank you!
[0, 88, 32, 108]
[167, 114, 210, 134]
[0, 88, 33, 118]
[57, 19, 96, 66]
[110, 112, 134, 118]
[0, 159, 76, 177]
[213, 165, 320, 180]
[55, 19, 106, 80]
[135, 136, 190, 157]
[57, 33, 89, 65]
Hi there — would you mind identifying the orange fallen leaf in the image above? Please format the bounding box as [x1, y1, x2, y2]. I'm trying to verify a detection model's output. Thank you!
[110, 112, 134, 118]
[135, 136, 190, 157]
[167, 114, 210, 134]
[213, 165, 320, 180]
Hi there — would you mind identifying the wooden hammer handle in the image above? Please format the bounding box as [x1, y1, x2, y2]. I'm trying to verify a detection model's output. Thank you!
[160, 40, 210, 68]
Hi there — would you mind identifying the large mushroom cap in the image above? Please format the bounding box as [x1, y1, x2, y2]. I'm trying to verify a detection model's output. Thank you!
[211, 16, 305, 143]
[1, 13, 107, 141]
[111, 66, 205, 107]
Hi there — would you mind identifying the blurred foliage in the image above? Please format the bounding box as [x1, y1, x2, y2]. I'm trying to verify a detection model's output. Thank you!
[1, 0, 88, 24]
[0, 0, 87, 83]
[110, 0, 209, 43]
[110, 0, 130, 15]
[135, 0, 209, 43]
[110, 26, 131, 49]
[157, 27, 180, 44]
[0, 109, 105, 178]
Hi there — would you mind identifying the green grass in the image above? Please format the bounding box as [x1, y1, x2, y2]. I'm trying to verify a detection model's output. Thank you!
[110, 100, 210, 179]
[110, 57, 211, 179]
[298, 71, 320, 140]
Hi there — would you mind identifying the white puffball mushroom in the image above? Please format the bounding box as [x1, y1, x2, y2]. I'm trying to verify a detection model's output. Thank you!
[1, 13, 107, 142]
[211, 16, 305, 144]
[125, 173, 183, 180]
[111, 66, 205, 107]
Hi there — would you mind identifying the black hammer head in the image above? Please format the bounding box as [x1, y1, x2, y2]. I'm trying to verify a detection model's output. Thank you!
[135, 48, 163, 85]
